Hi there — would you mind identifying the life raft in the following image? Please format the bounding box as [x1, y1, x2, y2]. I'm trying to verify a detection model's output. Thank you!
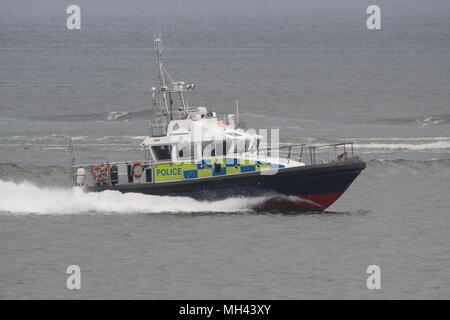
[92, 164, 110, 183]
[132, 162, 144, 178]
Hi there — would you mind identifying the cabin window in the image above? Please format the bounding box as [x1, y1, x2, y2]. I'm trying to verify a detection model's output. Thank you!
[248, 139, 257, 152]
[202, 141, 219, 158]
[213, 141, 224, 157]
[234, 139, 246, 154]
[200, 140, 239, 157]
[245, 139, 252, 152]
[222, 140, 234, 155]
[176, 143, 194, 160]
[152, 145, 172, 160]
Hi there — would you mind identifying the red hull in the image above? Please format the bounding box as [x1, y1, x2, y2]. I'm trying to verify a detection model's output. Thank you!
[261, 192, 343, 211]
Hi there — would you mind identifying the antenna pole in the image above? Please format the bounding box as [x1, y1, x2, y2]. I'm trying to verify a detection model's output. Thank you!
[153, 32, 169, 119]
[153, 31, 166, 87]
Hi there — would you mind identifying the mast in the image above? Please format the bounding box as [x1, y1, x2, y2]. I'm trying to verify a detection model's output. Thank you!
[153, 32, 169, 117]
[149, 33, 194, 137]
[154, 32, 166, 87]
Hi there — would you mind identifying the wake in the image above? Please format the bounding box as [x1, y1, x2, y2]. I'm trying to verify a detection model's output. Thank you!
[0, 179, 267, 215]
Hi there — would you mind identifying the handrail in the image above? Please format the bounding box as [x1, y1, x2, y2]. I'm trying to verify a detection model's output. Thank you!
[72, 143, 308, 168]
[308, 142, 354, 165]
[256, 144, 306, 163]
[308, 142, 354, 151]
[72, 160, 148, 168]
[71, 142, 355, 173]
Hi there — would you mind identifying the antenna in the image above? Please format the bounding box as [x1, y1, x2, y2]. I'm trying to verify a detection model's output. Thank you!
[153, 31, 165, 87]
[149, 32, 191, 135]
[235, 99, 239, 123]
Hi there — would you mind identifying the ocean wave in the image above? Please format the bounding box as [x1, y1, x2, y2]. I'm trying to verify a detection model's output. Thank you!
[368, 158, 450, 165]
[106, 111, 130, 121]
[353, 140, 450, 150]
[0, 179, 267, 215]
[343, 137, 450, 141]
[42, 109, 151, 122]
[0, 117, 26, 122]
[341, 137, 450, 151]
[0, 135, 146, 151]
[0, 163, 67, 179]
[292, 137, 450, 152]
[366, 159, 450, 176]
[372, 114, 450, 126]
[103, 109, 150, 121]
[0, 135, 145, 142]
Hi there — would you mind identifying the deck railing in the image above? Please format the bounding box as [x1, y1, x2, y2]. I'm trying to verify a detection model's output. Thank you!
[308, 142, 354, 165]
[255, 142, 354, 165]
[256, 144, 306, 164]
[71, 160, 147, 185]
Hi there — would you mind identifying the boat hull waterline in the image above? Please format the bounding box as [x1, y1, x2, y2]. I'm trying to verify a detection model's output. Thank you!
[88, 159, 366, 211]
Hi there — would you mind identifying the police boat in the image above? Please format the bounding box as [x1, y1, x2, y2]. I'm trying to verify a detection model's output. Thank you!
[71, 36, 365, 211]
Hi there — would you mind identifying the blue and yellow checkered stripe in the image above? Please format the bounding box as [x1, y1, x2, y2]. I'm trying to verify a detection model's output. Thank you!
[155, 158, 285, 182]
